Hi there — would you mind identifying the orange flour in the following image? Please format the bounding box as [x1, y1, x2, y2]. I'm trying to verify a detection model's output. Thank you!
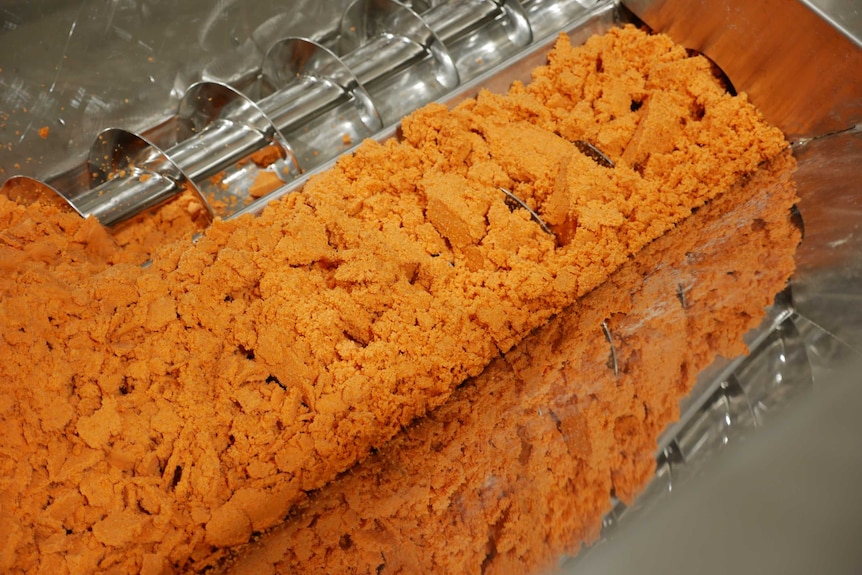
[0, 26, 789, 574]
[222, 148, 799, 575]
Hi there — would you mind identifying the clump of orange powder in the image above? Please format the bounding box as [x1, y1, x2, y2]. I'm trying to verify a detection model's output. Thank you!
[221, 148, 799, 575]
[0, 26, 789, 574]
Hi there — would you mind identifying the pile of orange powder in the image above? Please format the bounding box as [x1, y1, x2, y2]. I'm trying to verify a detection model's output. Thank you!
[223, 145, 799, 575]
[0, 26, 793, 574]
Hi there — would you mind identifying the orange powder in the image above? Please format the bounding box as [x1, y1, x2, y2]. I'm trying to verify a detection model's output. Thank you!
[109, 189, 210, 264]
[223, 148, 799, 575]
[0, 26, 789, 573]
[248, 171, 284, 199]
[245, 144, 285, 168]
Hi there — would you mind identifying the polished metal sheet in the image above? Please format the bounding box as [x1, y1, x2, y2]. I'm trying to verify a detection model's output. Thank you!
[569, 318, 862, 575]
[791, 127, 862, 352]
[0, 1, 350, 181]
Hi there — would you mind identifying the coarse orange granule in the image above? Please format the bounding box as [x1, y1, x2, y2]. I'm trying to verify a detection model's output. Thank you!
[248, 170, 284, 199]
[245, 144, 285, 168]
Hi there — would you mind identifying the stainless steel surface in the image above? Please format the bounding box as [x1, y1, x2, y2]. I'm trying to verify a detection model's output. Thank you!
[261, 37, 383, 133]
[806, 0, 862, 46]
[658, 302, 796, 452]
[0, 1, 351, 181]
[176, 81, 298, 174]
[568, 317, 862, 575]
[593, 310, 816, 541]
[621, 0, 862, 141]
[79, 127, 213, 225]
[75, 80, 303, 226]
[791, 127, 862, 353]
[339, 0, 460, 91]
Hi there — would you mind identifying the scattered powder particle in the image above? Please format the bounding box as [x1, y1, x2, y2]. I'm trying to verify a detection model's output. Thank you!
[209, 171, 229, 190]
[38, 126, 50, 139]
[246, 144, 284, 168]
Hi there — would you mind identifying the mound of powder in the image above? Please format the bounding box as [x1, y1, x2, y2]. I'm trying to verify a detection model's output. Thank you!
[222, 147, 799, 575]
[0, 26, 788, 573]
